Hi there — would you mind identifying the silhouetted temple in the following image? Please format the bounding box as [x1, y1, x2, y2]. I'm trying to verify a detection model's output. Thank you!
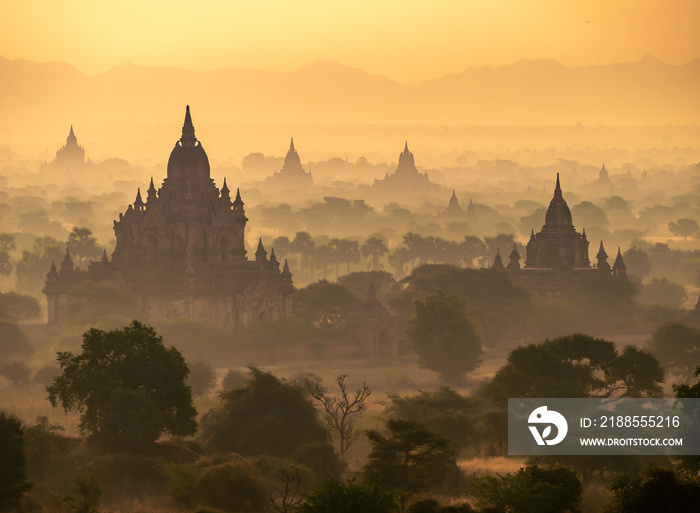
[44, 107, 294, 327]
[373, 142, 436, 191]
[437, 189, 466, 220]
[41, 126, 90, 171]
[263, 138, 314, 190]
[494, 174, 626, 293]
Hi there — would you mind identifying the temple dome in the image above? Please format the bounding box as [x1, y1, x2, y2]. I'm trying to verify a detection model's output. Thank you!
[283, 137, 302, 171]
[166, 105, 211, 182]
[398, 141, 415, 170]
[543, 173, 573, 228]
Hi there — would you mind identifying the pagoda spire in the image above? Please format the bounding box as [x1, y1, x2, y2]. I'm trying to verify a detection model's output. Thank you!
[147, 177, 157, 203]
[233, 187, 245, 215]
[255, 237, 267, 262]
[492, 248, 505, 271]
[134, 188, 145, 210]
[404, 141, 409, 153]
[596, 241, 610, 273]
[507, 243, 521, 271]
[554, 172, 562, 198]
[269, 248, 280, 272]
[613, 247, 627, 278]
[290, 137, 295, 152]
[181, 105, 196, 145]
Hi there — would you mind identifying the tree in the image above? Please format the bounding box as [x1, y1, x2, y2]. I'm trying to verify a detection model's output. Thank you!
[290, 232, 316, 282]
[311, 375, 371, 460]
[385, 387, 480, 455]
[488, 334, 664, 404]
[187, 361, 217, 396]
[63, 476, 102, 513]
[607, 465, 700, 513]
[362, 233, 389, 271]
[648, 323, 700, 382]
[0, 321, 33, 361]
[337, 271, 395, 300]
[339, 239, 362, 275]
[669, 218, 700, 240]
[0, 251, 11, 276]
[393, 264, 532, 344]
[0, 292, 40, 321]
[473, 465, 582, 513]
[0, 412, 32, 510]
[407, 290, 483, 383]
[294, 280, 362, 328]
[638, 277, 687, 309]
[298, 479, 397, 513]
[47, 321, 197, 450]
[0, 233, 16, 253]
[199, 366, 328, 457]
[388, 246, 411, 277]
[623, 248, 652, 280]
[67, 226, 102, 267]
[364, 419, 460, 497]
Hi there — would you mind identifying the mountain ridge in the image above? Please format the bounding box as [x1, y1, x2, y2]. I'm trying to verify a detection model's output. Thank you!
[0, 55, 697, 129]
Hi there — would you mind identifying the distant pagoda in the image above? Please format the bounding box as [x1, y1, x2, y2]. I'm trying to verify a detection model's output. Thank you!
[372, 142, 437, 192]
[263, 138, 314, 190]
[41, 125, 89, 171]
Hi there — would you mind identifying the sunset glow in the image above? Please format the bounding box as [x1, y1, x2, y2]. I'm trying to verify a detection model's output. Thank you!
[2, 0, 698, 83]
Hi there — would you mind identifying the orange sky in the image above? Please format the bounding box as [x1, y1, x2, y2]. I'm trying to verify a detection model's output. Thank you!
[1, 0, 699, 83]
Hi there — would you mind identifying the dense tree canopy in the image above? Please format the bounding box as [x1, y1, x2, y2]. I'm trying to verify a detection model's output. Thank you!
[385, 387, 480, 455]
[608, 465, 700, 513]
[298, 479, 397, 513]
[199, 366, 328, 457]
[294, 280, 363, 328]
[363, 419, 460, 495]
[47, 321, 197, 450]
[0, 321, 32, 360]
[0, 291, 41, 321]
[407, 290, 482, 382]
[0, 412, 31, 510]
[393, 264, 532, 343]
[649, 323, 700, 382]
[488, 334, 664, 404]
[473, 465, 582, 513]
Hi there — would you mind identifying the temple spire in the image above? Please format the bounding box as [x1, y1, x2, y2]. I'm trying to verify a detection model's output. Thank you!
[290, 137, 295, 152]
[404, 141, 409, 153]
[492, 248, 505, 271]
[255, 237, 267, 262]
[146, 177, 158, 203]
[554, 172, 562, 198]
[181, 105, 196, 145]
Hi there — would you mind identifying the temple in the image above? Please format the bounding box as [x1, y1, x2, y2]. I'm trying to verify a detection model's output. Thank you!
[41, 126, 89, 171]
[437, 190, 466, 220]
[372, 142, 436, 192]
[263, 138, 314, 190]
[44, 106, 294, 328]
[496, 174, 626, 293]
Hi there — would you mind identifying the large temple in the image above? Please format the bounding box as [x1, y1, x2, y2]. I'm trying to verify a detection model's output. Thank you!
[498, 174, 626, 293]
[372, 142, 437, 192]
[44, 107, 294, 328]
[263, 138, 314, 190]
[41, 126, 90, 171]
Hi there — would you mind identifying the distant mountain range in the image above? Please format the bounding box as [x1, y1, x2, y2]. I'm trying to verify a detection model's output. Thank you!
[0, 55, 698, 129]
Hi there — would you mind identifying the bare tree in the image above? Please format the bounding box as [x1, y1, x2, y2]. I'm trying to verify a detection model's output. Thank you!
[269, 467, 304, 513]
[311, 375, 371, 459]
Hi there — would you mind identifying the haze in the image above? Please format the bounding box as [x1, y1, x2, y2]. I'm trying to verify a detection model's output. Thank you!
[2, 0, 700, 83]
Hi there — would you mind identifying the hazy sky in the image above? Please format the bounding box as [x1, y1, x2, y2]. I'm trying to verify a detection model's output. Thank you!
[2, 0, 699, 83]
